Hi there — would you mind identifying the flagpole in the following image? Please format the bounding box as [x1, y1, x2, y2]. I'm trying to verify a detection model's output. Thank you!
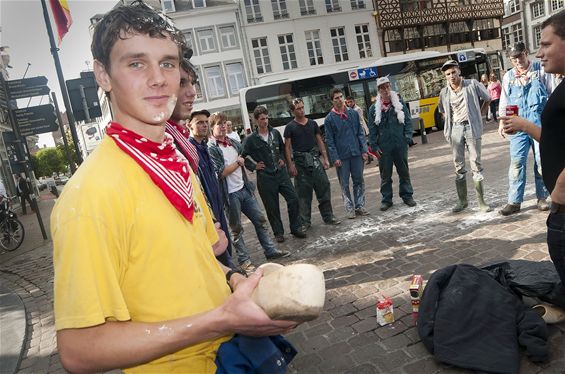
[40, 0, 83, 168]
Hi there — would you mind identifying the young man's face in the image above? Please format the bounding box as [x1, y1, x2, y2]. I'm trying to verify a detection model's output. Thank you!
[292, 102, 305, 118]
[443, 67, 461, 86]
[509, 52, 529, 71]
[212, 120, 226, 138]
[536, 25, 565, 75]
[332, 92, 345, 110]
[94, 32, 180, 132]
[377, 83, 392, 101]
[345, 99, 354, 108]
[171, 69, 196, 122]
[226, 121, 233, 132]
[256, 114, 269, 129]
[189, 114, 209, 140]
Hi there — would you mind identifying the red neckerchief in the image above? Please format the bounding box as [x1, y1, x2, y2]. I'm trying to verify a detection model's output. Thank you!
[381, 99, 392, 112]
[331, 107, 348, 120]
[213, 136, 231, 148]
[106, 122, 194, 223]
[165, 120, 199, 172]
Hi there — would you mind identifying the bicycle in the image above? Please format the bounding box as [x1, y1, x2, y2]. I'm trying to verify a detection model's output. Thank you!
[0, 195, 25, 251]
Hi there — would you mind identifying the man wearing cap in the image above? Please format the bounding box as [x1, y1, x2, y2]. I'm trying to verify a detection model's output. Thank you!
[324, 87, 369, 219]
[189, 109, 235, 268]
[368, 76, 417, 211]
[497, 42, 553, 216]
[438, 59, 492, 213]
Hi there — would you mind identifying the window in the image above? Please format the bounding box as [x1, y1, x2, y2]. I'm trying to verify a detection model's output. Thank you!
[330, 27, 348, 62]
[509, 0, 520, 13]
[192, 0, 206, 7]
[423, 24, 446, 47]
[533, 25, 542, 48]
[502, 23, 523, 49]
[252, 37, 272, 74]
[278, 34, 297, 70]
[551, 0, 564, 11]
[355, 24, 372, 58]
[192, 65, 205, 100]
[226, 62, 246, 95]
[404, 27, 421, 50]
[245, 0, 263, 23]
[204, 65, 226, 99]
[197, 28, 217, 53]
[400, 0, 432, 11]
[384, 29, 403, 53]
[350, 0, 365, 8]
[305, 30, 323, 65]
[473, 19, 499, 41]
[183, 30, 196, 54]
[161, 0, 175, 12]
[219, 26, 238, 49]
[271, 0, 289, 19]
[449, 22, 471, 44]
[531, 1, 545, 18]
[299, 0, 316, 15]
[326, 0, 341, 12]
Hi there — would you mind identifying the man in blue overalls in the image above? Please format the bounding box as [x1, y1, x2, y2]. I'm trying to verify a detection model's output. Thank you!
[498, 42, 554, 216]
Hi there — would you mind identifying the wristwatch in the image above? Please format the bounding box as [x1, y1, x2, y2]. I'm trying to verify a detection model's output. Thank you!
[226, 269, 247, 292]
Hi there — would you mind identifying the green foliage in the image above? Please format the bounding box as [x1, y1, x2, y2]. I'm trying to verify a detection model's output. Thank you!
[32, 148, 66, 177]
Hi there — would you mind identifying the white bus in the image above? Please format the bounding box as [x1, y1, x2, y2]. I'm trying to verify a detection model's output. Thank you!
[239, 48, 499, 136]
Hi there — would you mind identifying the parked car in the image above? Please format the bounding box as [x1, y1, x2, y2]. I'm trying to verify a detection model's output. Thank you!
[55, 176, 69, 186]
[36, 179, 47, 191]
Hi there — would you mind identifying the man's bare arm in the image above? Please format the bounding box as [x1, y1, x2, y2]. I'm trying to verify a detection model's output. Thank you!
[315, 134, 330, 169]
[500, 116, 541, 141]
[551, 168, 565, 204]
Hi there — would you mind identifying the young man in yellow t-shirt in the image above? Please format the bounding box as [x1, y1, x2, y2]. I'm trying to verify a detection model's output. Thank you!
[51, 3, 296, 373]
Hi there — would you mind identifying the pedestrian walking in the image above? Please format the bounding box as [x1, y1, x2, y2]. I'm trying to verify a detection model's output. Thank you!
[14, 173, 34, 214]
[487, 73, 502, 122]
[345, 96, 369, 136]
[498, 42, 553, 216]
[500, 10, 565, 290]
[438, 60, 492, 213]
[208, 112, 290, 270]
[241, 106, 307, 243]
[284, 98, 341, 228]
[324, 88, 369, 219]
[51, 3, 296, 372]
[368, 76, 417, 211]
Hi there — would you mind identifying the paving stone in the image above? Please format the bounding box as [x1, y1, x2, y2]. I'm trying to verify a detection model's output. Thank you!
[352, 318, 378, 334]
[331, 314, 360, 329]
[374, 350, 412, 372]
[344, 363, 381, 374]
[380, 333, 412, 351]
[401, 357, 444, 373]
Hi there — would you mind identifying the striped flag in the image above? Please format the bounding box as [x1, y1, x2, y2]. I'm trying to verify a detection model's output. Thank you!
[49, 0, 73, 45]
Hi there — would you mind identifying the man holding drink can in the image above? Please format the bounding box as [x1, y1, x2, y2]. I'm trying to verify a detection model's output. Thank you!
[498, 42, 554, 216]
[501, 10, 565, 295]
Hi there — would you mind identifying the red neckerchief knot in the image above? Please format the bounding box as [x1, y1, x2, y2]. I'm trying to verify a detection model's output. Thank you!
[215, 137, 230, 148]
[331, 107, 348, 120]
[106, 122, 194, 223]
[381, 99, 392, 112]
[165, 120, 199, 172]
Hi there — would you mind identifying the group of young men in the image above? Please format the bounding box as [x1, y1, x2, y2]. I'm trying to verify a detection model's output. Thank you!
[51, 1, 564, 371]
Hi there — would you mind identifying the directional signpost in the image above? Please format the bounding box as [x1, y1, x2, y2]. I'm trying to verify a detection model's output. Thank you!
[14, 104, 58, 137]
[6, 76, 50, 99]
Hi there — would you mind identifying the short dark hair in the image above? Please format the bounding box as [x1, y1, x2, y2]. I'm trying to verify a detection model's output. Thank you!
[329, 88, 343, 100]
[345, 96, 354, 101]
[189, 109, 210, 122]
[541, 9, 565, 39]
[91, 1, 186, 71]
[289, 98, 303, 111]
[253, 106, 268, 120]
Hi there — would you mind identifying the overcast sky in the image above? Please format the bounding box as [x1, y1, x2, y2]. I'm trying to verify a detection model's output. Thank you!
[1, 0, 116, 147]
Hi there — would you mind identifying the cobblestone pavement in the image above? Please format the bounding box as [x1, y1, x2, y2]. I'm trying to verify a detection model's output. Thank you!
[1, 124, 564, 373]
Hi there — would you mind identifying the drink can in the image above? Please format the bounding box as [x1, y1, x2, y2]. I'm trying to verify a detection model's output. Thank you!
[505, 105, 519, 117]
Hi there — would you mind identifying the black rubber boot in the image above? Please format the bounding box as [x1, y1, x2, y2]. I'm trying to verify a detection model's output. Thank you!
[452, 178, 468, 213]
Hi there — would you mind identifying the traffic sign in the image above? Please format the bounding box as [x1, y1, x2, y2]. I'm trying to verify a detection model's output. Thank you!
[66, 72, 102, 122]
[14, 104, 57, 126]
[6, 76, 50, 99]
[20, 121, 59, 137]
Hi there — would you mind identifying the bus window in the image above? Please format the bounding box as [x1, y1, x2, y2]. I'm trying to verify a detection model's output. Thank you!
[419, 67, 444, 98]
[389, 72, 420, 102]
[301, 84, 345, 117]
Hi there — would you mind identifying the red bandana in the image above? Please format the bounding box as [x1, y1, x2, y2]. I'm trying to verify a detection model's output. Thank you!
[214, 136, 231, 148]
[331, 107, 348, 120]
[381, 100, 392, 112]
[106, 122, 194, 223]
[165, 120, 200, 172]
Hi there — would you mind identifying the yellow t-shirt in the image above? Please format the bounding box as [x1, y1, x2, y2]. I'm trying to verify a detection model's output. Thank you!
[52, 137, 231, 373]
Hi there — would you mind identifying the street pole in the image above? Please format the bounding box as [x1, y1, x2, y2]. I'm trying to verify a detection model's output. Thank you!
[40, 0, 83, 167]
[0, 76, 48, 240]
[51, 92, 76, 173]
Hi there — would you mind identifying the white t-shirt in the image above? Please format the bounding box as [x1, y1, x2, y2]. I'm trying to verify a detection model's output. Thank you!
[226, 132, 240, 142]
[220, 144, 245, 194]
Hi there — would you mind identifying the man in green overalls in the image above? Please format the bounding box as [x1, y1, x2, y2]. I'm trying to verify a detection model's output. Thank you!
[242, 106, 307, 243]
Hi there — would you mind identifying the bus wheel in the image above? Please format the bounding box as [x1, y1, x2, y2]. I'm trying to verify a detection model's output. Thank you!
[434, 109, 445, 131]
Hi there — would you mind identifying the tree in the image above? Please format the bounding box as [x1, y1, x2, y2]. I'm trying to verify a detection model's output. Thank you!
[33, 148, 66, 177]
